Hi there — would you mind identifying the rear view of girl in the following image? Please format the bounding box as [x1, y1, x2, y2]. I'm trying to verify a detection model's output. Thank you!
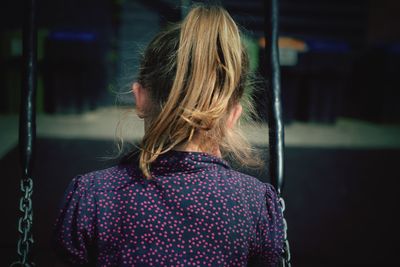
[53, 5, 284, 266]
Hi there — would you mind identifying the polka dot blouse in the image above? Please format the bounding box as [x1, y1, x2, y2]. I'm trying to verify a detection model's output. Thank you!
[53, 150, 284, 266]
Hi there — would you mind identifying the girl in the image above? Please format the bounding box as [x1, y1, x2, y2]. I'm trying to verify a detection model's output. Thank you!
[53, 5, 284, 266]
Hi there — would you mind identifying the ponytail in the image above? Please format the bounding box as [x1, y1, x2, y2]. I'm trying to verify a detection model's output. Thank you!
[137, 5, 261, 178]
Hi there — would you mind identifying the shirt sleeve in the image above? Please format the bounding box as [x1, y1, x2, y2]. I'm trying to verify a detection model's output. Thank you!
[52, 175, 96, 266]
[255, 182, 285, 266]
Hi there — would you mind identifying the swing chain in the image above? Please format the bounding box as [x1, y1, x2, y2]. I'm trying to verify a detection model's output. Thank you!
[11, 177, 35, 267]
[279, 197, 291, 267]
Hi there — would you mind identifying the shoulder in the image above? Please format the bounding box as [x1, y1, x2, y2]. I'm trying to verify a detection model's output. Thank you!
[222, 169, 279, 210]
[71, 162, 141, 194]
[225, 169, 274, 197]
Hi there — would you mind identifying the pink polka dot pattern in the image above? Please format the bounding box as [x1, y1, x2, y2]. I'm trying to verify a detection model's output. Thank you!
[53, 150, 284, 266]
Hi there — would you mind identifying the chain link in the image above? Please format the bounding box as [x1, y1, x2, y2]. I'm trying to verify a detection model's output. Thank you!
[279, 197, 291, 267]
[11, 177, 35, 267]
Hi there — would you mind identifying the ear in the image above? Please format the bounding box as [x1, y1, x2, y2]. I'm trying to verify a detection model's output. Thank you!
[132, 82, 148, 118]
[226, 103, 243, 129]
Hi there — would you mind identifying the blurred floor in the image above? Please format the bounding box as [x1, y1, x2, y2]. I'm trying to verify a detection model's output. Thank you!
[1, 107, 400, 266]
[1, 106, 400, 159]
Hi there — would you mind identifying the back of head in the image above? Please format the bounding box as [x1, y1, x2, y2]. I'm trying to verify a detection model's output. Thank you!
[137, 4, 260, 178]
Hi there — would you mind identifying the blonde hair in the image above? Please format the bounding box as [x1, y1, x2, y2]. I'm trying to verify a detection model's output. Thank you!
[136, 4, 262, 178]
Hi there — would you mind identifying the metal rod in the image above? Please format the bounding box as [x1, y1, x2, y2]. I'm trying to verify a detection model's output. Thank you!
[265, 3, 291, 265]
[265, 0, 284, 194]
[20, 0, 37, 178]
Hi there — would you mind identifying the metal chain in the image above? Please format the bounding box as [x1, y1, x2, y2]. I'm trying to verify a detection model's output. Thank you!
[279, 197, 291, 267]
[10, 177, 35, 267]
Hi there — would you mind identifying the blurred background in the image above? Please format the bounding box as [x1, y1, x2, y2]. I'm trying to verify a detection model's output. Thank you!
[1, 0, 400, 266]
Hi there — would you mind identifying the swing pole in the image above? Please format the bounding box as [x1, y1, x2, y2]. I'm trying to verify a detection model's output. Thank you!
[265, 0, 284, 195]
[14, 0, 37, 265]
[265, 0, 291, 265]
[20, 0, 37, 173]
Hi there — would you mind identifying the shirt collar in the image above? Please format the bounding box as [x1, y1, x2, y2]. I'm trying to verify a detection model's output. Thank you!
[120, 149, 231, 176]
[151, 150, 231, 174]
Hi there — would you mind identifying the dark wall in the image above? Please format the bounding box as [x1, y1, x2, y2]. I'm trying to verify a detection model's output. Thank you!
[1, 0, 116, 113]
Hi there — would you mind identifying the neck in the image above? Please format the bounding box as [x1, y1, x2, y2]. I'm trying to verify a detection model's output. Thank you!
[144, 118, 222, 158]
[174, 142, 222, 158]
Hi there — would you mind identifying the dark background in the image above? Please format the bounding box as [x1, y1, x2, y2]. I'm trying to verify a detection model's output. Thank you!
[1, 0, 400, 266]
[2, 0, 400, 122]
